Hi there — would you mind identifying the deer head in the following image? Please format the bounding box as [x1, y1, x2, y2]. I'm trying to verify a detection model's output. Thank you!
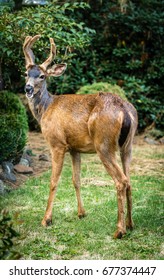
[23, 35, 67, 99]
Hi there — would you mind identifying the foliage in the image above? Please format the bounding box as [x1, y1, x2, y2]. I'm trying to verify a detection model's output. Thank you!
[55, 0, 164, 131]
[76, 82, 127, 100]
[0, 0, 15, 9]
[147, 129, 164, 139]
[0, 0, 164, 131]
[0, 209, 21, 260]
[122, 76, 164, 129]
[0, 1, 95, 91]
[0, 91, 28, 163]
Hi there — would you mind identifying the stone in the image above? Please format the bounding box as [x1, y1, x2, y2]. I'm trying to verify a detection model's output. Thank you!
[144, 137, 158, 145]
[1, 161, 17, 182]
[21, 149, 33, 166]
[159, 137, 164, 144]
[14, 164, 33, 174]
[19, 157, 30, 167]
[39, 154, 49, 161]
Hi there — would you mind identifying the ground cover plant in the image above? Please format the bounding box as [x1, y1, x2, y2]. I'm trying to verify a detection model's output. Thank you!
[0, 136, 163, 260]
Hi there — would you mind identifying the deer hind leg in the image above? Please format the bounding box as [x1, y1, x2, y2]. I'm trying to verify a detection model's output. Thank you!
[41, 147, 65, 227]
[96, 146, 128, 239]
[70, 151, 86, 218]
[120, 145, 134, 230]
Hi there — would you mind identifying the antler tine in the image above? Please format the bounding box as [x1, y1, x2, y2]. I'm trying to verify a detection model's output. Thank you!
[23, 36, 33, 69]
[23, 35, 41, 69]
[40, 38, 56, 71]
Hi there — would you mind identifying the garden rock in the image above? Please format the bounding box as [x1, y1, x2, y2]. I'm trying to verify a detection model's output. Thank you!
[14, 164, 33, 174]
[144, 137, 159, 145]
[14, 149, 33, 174]
[0, 162, 16, 183]
[22, 149, 33, 166]
[159, 137, 164, 144]
[39, 154, 49, 161]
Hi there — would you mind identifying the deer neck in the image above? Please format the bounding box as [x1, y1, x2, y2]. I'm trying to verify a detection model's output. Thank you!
[28, 85, 53, 123]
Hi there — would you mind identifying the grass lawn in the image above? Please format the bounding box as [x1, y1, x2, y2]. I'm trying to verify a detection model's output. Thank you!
[0, 140, 163, 260]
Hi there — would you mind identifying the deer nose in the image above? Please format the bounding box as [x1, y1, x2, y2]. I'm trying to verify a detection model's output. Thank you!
[25, 84, 34, 93]
[25, 84, 34, 98]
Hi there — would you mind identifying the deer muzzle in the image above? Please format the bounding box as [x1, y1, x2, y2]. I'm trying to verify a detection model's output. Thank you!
[25, 84, 34, 99]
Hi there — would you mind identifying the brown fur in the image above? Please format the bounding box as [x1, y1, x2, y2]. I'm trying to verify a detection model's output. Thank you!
[23, 35, 138, 238]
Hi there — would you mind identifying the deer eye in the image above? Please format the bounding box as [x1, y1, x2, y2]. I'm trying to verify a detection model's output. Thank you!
[24, 72, 28, 77]
[39, 74, 45, 80]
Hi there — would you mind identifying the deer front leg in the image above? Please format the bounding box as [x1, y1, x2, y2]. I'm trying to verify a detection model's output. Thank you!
[70, 151, 86, 218]
[42, 147, 65, 227]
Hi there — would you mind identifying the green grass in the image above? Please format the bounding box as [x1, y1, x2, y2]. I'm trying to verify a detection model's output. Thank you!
[0, 146, 164, 260]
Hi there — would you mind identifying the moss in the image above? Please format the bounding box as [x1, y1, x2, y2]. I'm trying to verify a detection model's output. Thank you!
[0, 91, 28, 164]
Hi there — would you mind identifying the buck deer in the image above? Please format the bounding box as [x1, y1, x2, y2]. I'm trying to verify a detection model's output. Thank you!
[23, 35, 138, 238]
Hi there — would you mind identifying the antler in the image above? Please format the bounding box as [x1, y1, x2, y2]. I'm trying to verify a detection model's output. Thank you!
[23, 35, 41, 69]
[40, 38, 56, 71]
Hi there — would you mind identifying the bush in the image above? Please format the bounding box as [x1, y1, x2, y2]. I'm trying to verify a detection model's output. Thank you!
[0, 91, 28, 164]
[0, 1, 94, 91]
[122, 76, 164, 130]
[0, 210, 21, 260]
[76, 82, 127, 100]
[64, 0, 163, 131]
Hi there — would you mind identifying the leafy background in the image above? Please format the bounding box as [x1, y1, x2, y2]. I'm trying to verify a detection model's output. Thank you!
[0, 0, 164, 131]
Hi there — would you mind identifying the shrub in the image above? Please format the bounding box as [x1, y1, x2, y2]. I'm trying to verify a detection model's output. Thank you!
[0, 91, 28, 164]
[0, 1, 94, 91]
[65, 0, 163, 131]
[76, 82, 127, 100]
[0, 210, 21, 260]
[123, 76, 164, 130]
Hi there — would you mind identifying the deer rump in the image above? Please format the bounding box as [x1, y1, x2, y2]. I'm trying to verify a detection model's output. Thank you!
[41, 92, 133, 154]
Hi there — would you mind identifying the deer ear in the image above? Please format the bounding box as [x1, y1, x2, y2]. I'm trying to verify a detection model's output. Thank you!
[47, 63, 67, 77]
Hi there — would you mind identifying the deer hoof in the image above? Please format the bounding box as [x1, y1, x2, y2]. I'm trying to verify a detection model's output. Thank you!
[78, 211, 86, 219]
[41, 218, 52, 227]
[114, 229, 126, 239]
[126, 220, 134, 230]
